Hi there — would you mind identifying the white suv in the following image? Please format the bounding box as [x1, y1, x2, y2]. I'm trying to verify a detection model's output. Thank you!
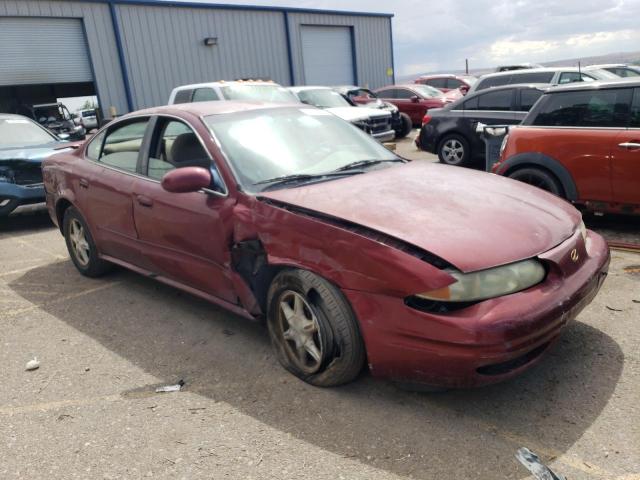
[168, 80, 299, 105]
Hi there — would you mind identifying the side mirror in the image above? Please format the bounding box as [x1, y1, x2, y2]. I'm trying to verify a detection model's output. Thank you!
[411, 95, 420, 103]
[459, 85, 470, 95]
[161, 167, 212, 193]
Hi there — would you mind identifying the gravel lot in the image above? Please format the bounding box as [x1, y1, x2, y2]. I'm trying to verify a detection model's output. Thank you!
[1, 135, 638, 479]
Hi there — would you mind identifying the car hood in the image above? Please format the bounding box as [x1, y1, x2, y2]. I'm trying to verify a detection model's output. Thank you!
[259, 162, 580, 273]
[325, 106, 390, 122]
[0, 142, 66, 163]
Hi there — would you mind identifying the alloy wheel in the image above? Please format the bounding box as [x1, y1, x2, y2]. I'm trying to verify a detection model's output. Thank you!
[69, 218, 90, 266]
[442, 139, 465, 164]
[277, 290, 324, 375]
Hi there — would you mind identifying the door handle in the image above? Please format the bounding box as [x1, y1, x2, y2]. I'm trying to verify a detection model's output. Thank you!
[618, 142, 640, 149]
[79, 178, 89, 189]
[136, 195, 153, 207]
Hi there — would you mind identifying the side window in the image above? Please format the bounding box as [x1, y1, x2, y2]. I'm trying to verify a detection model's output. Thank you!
[531, 89, 632, 127]
[377, 89, 395, 99]
[395, 89, 415, 99]
[86, 130, 106, 160]
[512, 72, 554, 83]
[172, 89, 193, 104]
[427, 78, 447, 89]
[147, 119, 211, 181]
[558, 72, 594, 84]
[192, 88, 219, 102]
[519, 89, 544, 111]
[462, 95, 479, 110]
[446, 78, 463, 89]
[477, 89, 513, 111]
[99, 119, 150, 173]
[628, 88, 640, 127]
[476, 75, 512, 91]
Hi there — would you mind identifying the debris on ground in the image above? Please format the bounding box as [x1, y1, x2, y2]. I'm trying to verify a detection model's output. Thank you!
[222, 329, 235, 336]
[516, 447, 566, 480]
[633, 299, 640, 304]
[606, 306, 624, 312]
[25, 358, 40, 371]
[155, 380, 185, 393]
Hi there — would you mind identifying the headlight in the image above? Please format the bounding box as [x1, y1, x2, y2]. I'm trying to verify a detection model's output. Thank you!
[578, 220, 587, 242]
[415, 259, 546, 303]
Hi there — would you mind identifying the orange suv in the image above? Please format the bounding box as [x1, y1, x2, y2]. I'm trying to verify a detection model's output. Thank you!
[494, 80, 640, 215]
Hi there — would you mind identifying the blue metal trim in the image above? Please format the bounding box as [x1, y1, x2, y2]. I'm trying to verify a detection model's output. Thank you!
[108, 1, 134, 112]
[349, 26, 358, 86]
[283, 11, 295, 86]
[81, 0, 393, 18]
[388, 17, 396, 85]
[79, 18, 104, 112]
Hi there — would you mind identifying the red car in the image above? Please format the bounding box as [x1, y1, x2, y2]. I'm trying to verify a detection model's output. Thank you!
[372, 84, 459, 126]
[415, 74, 477, 95]
[43, 101, 609, 389]
[495, 80, 640, 215]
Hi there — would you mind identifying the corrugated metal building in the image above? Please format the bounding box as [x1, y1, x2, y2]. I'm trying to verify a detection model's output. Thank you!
[0, 0, 394, 114]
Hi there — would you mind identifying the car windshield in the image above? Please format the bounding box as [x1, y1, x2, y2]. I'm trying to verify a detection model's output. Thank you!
[296, 89, 350, 108]
[205, 107, 398, 192]
[587, 69, 620, 80]
[219, 84, 299, 103]
[0, 117, 57, 148]
[412, 85, 445, 98]
[34, 105, 70, 121]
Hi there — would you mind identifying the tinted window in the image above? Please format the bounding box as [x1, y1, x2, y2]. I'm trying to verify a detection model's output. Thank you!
[462, 96, 479, 110]
[99, 119, 149, 172]
[147, 119, 210, 181]
[376, 88, 396, 99]
[530, 88, 632, 127]
[630, 88, 640, 128]
[558, 72, 595, 84]
[510, 71, 554, 83]
[446, 78, 463, 89]
[426, 78, 447, 89]
[476, 75, 512, 90]
[519, 89, 544, 111]
[476, 89, 513, 111]
[609, 67, 640, 78]
[395, 89, 415, 99]
[173, 89, 192, 104]
[86, 130, 106, 160]
[192, 88, 219, 102]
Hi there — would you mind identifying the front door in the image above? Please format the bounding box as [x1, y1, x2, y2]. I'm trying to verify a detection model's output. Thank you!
[132, 117, 237, 303]
[612, 88, 640, 207]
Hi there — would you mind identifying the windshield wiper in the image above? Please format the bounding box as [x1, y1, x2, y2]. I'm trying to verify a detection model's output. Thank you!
[254, 171, 362, 189]
[332, 158, 406, 172]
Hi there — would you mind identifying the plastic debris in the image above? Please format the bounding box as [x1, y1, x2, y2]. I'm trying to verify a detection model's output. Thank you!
[516, 447, 566, 480]
[606, 305, 623, 312]
[155, 379, 185, 393]
[25, 358, 40, 371]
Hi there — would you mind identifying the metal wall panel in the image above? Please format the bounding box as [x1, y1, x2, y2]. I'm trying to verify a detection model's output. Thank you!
[0, 0, 129, 114]
[114, 4, 292, 109]
[0, 17, 93, 86]
[287, 13, 394, 89]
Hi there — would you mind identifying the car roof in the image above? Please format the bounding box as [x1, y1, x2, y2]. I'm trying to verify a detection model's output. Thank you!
[122, 100, 302, 119]
[466, 83, 549, 95]
[0, 113, 31, 120]
[545, 77, 640, 93]
[479, 67, 584, 80]
[173, 80, 279, 90]
[417, 74, 457, 79]
[586, 63, 629, 69]
[288, 86, 332, 92]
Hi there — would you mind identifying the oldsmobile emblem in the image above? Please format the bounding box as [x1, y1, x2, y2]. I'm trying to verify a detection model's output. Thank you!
[570, 248, 579, 262]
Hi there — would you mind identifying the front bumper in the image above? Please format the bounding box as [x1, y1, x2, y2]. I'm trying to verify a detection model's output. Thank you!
[416, 125, 437, 153]
[344, 229, 610, 388]
[372, 129, 396, 143]
[0, 182, 45, 204]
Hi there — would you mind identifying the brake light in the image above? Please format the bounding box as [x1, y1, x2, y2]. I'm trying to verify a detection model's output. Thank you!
[422, 114, 432, 126]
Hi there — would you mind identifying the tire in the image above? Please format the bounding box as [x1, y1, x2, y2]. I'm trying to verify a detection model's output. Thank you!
[508, 167, 564, 197]
[394, 113, 413, 139]
[63, 206, 112, 277]
[267, 269, 366, 387]
[438, 134, 471, 167]
[0, 198, 20, 217]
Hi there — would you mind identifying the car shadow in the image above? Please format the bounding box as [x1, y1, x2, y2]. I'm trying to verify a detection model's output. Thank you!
[1, 208, 54, 235]
[9, 261, 624, 480]
[584, 212, 640, 246]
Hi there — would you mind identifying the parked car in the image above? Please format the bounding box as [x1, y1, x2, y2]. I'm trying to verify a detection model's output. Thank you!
[333, 86, 413, 138]
[15, 102, 86, 140]
[289, 86, 395, 142]
[373, 84, 457, 127]
[495, 79, 640, 215]
[0, 113, 71, 216]
[496, 63, 544, 72]
[414, 74, 477, 95]
[417, 84, 546, 167]
[585, 64, 640, 78]
[76, 108, 98, 130]
[168, 80, 299, 105]
[468, 67, 619, 94]
[43, 101, 609, 389]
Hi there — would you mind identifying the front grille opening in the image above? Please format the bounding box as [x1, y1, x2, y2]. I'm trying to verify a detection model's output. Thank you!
[404, 295, 478, 314]
[477, 342, 550, 376]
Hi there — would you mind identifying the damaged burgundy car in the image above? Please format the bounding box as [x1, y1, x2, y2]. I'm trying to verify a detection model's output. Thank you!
[43, 102, 610, 389]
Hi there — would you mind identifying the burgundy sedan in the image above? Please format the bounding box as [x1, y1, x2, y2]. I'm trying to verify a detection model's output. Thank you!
[43, 102, 609, 389]
[373, 84, 459, 126]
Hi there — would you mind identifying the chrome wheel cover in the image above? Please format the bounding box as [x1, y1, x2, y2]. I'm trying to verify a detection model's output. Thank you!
[69, 218, 90, 266]
[442, 138, 465, 164]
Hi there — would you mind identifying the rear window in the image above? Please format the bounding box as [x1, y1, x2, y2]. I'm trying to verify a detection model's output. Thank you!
[172, 89, 193, 104]
[527, 88, 633, 127]
[510, 71, 554, 83]
[475, 75, 512, 91]
[467, 89, 513, 111]
[519, 89, 544, 111]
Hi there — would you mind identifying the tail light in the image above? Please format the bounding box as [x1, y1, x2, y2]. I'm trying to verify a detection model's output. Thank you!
[422, 114, 432, 126]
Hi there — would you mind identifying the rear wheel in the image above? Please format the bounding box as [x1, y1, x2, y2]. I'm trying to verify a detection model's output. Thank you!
[267, 269, 365, 387]
[394, 113, 413, 138]
[438, 134, 470, 167]
[508, 167, 564, 197]
[63, 207, 112, 277]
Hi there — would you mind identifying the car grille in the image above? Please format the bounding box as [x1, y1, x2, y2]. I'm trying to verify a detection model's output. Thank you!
[13, 165, 43, 186]
[356, 117, 391, 135]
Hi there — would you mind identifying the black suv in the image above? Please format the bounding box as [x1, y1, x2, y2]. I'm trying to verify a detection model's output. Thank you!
[416, 84, 546, 168]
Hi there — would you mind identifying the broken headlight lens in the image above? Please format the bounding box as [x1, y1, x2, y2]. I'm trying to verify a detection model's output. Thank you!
[415, 259, 546, 303]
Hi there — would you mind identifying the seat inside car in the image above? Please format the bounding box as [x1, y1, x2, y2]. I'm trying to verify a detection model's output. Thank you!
[169, 132, 210, 168]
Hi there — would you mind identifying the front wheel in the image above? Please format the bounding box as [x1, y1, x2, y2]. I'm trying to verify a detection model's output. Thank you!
[394, 112, 413, 139]
[267, 269, 366, 387]
[63, 206, 112, 277]
[438, 134, 471, 167]
[508, 167, 564, 197]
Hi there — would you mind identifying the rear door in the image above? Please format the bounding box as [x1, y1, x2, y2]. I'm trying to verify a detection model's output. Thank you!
[611, 87, 640, 206]
[131, 115, 237, 303]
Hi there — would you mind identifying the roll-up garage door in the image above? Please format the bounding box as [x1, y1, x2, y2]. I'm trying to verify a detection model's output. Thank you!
[301, 26, 355, 85]
[0, 17, 93, 86]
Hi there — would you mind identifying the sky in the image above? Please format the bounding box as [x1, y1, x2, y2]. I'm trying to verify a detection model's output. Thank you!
[177, 0, 640, 76]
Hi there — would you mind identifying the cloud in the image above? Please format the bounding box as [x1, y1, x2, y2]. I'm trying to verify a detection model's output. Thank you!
[490, 40, 559, 61]
[566, 29, 637, 47]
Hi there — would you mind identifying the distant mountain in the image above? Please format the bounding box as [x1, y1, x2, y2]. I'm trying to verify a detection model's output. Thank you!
[397, 50, 640, 83]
